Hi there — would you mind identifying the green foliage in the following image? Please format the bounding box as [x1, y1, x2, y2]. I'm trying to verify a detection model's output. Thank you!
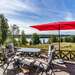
[0, 32, 2, 44]
[7, 30, 13, 42]
[29, 40, 32, 45]
[31, 33, 40, 45]
[47, 36, 51, 44]
[64, 36, 72, 42]
[51, 36, 58, 42]
[13, 38, 18, 46]
[21, 30, 27, 45]
[0, 14, 9, 44]
[60, 37, 64, 42]
[71, 36, 75, 42]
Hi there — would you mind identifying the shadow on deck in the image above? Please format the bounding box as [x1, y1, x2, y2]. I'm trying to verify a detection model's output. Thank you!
[5, 61, 75, 75]
[53, 61, 75, 75]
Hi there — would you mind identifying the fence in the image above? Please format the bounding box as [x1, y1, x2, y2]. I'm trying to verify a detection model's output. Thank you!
[54, 50, 75, 60]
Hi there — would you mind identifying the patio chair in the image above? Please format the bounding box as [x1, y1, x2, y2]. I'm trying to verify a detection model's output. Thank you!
[13, 58, 22, 69]
[33, 45, 56, 75]
[17, 45, 55, 75]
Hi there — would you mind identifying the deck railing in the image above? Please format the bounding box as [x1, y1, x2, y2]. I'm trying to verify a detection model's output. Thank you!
[0, 49, 75, 64]
[54, 50, 75, 60]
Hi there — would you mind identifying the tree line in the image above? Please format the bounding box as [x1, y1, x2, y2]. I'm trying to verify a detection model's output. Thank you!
[0, 14, 75, 47]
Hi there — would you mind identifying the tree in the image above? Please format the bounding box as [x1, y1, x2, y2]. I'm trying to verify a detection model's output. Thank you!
[21, 31, 27, 45]
[47, 36, 51, 44]
[0, 32, 2, 44]
[12, 24, 19, 35]
[13, 38, 18, 46]
[64, 36, 71, 42]
[51, 36, 58, 43]
[31, 33, 40, 45]
[0, 14, 9, 44]
[60, 37, 63, 42]
[11, 24, 20, 46]
[72, 36, 75, 42]
[29, 40, 32, 45]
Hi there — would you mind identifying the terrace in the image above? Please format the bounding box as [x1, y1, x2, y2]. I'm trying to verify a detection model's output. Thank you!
[0, 58, 75, 75]
[0, 46, 75, 75]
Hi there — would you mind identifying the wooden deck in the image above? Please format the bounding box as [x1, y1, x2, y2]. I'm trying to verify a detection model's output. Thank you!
[0, 50, 75, 75]
[0, 60, 75, 75]
[53, 61, 75, 75]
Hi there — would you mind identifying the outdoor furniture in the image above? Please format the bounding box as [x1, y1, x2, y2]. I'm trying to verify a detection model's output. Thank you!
[17, 48, 41, 57]
[32, 60, 54, 75]
[20, 51, 55, 75]
[32, 46, 56, 75]
[13, 59, 22, 69]
[17, 45, 55, 75]
[21, 58, 34, 67]
[20, 58, 36, 74]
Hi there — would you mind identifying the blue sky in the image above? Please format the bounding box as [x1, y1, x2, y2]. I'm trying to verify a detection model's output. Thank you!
[0, 0, 75, 34]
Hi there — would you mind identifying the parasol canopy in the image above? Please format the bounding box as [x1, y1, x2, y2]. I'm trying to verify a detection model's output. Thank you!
[30, 21, 75, 31]
[30, 21, 75, 51]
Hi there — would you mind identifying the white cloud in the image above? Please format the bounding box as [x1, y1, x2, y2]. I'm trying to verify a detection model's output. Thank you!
[1, 0, 74, 35]
[8, 18, 59, 35]
[8, 18, 39, 34]
[0, 0, 38, 15]
[0, 0, 42, 34]
[60, 30, 75, 35]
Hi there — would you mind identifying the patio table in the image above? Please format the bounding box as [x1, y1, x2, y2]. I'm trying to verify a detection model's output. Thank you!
[17, 48, 40, 52]
[17, 48, 41, 56]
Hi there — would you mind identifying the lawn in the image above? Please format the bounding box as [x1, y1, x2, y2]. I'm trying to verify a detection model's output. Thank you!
[20, 42, 75, 53]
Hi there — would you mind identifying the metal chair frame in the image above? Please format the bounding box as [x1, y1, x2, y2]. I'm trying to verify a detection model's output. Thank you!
[33, 49, 55, 75]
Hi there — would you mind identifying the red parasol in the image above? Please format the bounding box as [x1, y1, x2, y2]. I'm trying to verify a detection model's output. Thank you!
[30, 21, 75, 53]
[31, 21, 75, 31]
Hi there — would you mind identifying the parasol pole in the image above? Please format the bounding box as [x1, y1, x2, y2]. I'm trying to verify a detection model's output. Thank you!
[59, 24, 61, 58]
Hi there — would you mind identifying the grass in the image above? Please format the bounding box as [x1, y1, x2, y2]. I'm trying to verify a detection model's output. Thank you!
[19, 42, 75, 53]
